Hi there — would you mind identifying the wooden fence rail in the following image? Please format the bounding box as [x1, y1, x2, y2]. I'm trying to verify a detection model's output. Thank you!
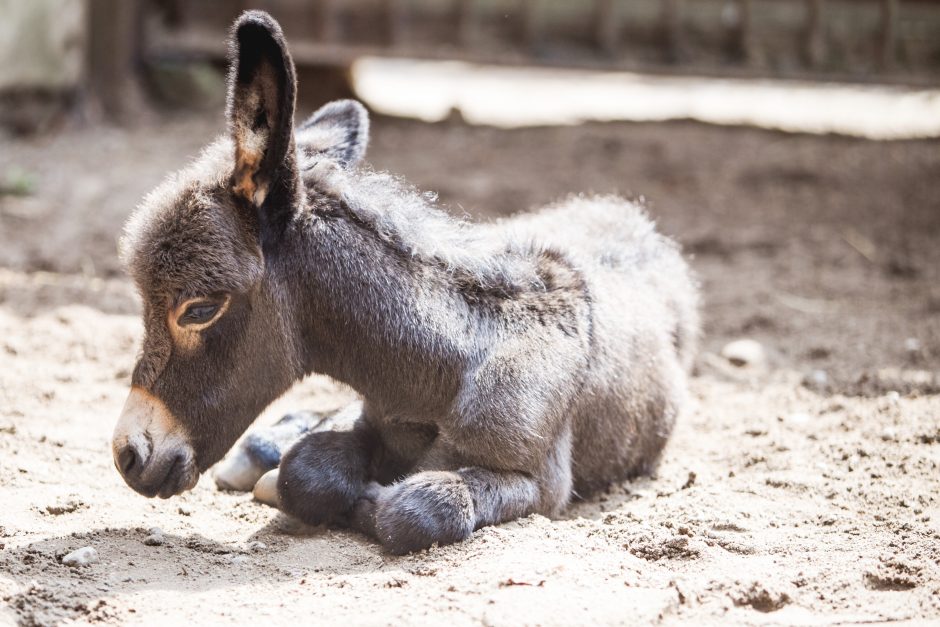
[146, 0, 940, 85]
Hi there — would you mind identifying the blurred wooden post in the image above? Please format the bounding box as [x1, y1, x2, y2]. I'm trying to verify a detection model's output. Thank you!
[386, 0, 410, 47]
[86, 0, 145, 121]
[594, 0, 619, 56]
[457, 0, 477, 47]
[161, 0, 184, 28]
[662, 0, 685, 62]
[803, 0, 825, 68]
[735, 0, 753, 63]
[879, 0, 898, 69]
[521, 0, 539, 51]
[319, 0, 339, 42]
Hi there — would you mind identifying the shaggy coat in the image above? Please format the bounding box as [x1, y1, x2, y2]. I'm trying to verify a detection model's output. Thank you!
[113, 10, 700, 554]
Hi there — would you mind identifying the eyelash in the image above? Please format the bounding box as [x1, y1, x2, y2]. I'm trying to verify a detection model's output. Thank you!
[181, 303, 220, 325]
[177, 297, 228, 327]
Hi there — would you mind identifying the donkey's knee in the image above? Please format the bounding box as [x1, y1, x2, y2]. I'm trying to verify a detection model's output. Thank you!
[373, 471, 475, 555]
[277, 429, 372, 526]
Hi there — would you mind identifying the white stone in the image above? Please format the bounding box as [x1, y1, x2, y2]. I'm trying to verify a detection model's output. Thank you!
[62, 546, 98, 567]
[808, 370, 828, 388]
[785, 412, 812, 426]
[721, 339, 766, 368]
[143, 536, 163, 546]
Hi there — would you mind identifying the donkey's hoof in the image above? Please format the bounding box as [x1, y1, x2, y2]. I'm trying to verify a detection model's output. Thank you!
[375, 471, 475, 555]
[213, 410, 327, 492]
[214, 448, 266, 492]
[253, 469, 280, 507]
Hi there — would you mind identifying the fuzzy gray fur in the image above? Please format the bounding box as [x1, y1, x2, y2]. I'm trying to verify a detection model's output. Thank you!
[117, 10, 700, 554]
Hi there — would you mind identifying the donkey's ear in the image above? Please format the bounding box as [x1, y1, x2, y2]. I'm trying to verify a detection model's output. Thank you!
[226, 11, 297, 208]
[296, 100, 370, 169]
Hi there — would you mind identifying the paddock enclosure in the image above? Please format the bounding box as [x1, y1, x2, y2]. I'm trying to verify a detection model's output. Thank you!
[1, 1, 939, 625]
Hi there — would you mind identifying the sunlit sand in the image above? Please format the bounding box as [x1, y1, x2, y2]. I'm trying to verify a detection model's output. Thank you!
[355, 58, 940, 139]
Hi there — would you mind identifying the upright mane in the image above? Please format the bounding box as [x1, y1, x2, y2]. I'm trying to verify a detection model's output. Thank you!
[125, 137, 553, 297]
[302, 160, 547, 294]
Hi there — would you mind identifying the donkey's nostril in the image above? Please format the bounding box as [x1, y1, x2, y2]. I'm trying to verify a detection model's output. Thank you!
[118, 445, 139, 477]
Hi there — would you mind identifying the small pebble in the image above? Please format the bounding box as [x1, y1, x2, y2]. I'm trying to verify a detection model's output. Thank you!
[247, 541, 267, 552]
[721, 339, 766, 369]
[62, 546, 98, 567]
[885, 390, 900, 405]
[144, 527, 165, 546]
[806, 369, 828, 390]
[785, 412, 812, 426]
[229, 554, 250, 565]
[881, 427, 897, 441]
[904, 338, 921, 354]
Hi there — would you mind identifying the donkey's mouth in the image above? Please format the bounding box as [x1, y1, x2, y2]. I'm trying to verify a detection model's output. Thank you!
[118, 453, 199, 498]
[113, 387, 200, 498]
[135, 452, 199, 499]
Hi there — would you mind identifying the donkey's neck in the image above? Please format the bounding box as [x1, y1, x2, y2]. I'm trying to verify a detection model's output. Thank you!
[279, 210, 484, 419]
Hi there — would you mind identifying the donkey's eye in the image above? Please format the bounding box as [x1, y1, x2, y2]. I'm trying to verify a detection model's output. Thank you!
[180, 301, 222, 326]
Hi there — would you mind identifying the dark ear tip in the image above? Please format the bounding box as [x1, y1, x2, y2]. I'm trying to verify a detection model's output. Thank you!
[232, 9, 284, 41]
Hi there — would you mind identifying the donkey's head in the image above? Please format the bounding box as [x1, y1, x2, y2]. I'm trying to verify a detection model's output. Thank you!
[112, 11, 368, 498]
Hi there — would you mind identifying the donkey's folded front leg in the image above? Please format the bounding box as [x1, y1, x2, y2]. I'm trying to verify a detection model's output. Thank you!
[276, 428, 375, 526]
[214, 402, 362, 492]
[362, 468, 541, 555]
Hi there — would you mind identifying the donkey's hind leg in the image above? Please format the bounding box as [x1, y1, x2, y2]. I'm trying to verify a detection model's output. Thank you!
[213, 402, 360, 492]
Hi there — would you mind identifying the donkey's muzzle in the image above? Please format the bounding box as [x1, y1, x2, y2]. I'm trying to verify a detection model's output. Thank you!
[112, 387, 199, 498]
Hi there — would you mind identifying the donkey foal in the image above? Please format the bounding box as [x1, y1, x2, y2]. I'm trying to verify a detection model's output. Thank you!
[111, 11, 699, 554]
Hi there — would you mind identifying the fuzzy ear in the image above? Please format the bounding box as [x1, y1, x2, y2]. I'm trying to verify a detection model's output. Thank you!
[226, 11, 297, 208]
[296, 100, 370, 169]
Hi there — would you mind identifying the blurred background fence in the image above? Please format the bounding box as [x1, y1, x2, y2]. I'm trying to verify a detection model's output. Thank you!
[155, 0, 940, 82]
[2, 0, 939, 131]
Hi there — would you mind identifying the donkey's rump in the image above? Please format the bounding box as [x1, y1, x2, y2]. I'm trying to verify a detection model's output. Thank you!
[497, 195, 697, 348]
[519, 195, 698, 367]
[490, 196, 658, 266]
[497, 196, 700, 493]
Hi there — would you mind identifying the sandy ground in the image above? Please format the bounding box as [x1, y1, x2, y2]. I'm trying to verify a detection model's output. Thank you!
[0, 111, 939, 625]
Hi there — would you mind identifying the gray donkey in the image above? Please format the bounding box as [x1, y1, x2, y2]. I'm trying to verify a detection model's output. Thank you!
[111, 10, 699, 554]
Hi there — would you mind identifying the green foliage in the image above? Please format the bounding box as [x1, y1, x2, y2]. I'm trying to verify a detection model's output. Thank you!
[0, 166, 36, 197]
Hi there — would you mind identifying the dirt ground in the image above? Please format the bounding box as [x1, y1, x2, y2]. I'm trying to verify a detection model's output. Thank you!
[0, 110, 938, 626]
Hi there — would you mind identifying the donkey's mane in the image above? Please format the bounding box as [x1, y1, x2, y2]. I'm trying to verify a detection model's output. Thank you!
[123, 135, 549, 295]
[304, 162, 547, 293]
